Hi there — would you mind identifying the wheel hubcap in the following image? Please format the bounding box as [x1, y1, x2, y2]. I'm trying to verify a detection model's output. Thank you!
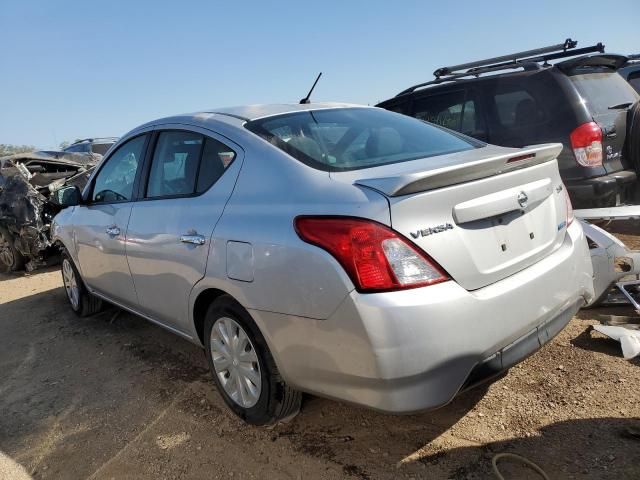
[210, 317, 261, 408]
[62, 259, 79, 309]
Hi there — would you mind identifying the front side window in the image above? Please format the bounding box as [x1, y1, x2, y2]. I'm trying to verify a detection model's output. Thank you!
[92, 135, 146, 203]
[245, 107, 480, 171]
[147, 131, 203, 198]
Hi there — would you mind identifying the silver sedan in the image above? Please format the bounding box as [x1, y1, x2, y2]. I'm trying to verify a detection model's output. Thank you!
[51, 103, 594, 424]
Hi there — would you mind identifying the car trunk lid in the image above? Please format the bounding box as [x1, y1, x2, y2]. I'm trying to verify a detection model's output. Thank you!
[333, 143, 569, 290]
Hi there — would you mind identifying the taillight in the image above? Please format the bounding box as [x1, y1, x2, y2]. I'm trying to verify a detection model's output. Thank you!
[570, 122, 603, 167]
[295, 217, 449, 292]
[563, 187, 574, 226]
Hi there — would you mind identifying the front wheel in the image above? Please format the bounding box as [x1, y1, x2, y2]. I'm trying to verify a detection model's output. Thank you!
[204, 295, 301, 425]
[61, 251, 102, 317]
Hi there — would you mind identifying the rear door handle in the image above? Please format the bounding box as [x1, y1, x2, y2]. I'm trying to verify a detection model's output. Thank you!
[180, 234, 206, 246]
[105, 226, 120, 236]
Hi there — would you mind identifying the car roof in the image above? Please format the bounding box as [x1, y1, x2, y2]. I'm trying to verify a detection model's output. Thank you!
[204, 102, 367, 121]
[129, 103, 371, 135]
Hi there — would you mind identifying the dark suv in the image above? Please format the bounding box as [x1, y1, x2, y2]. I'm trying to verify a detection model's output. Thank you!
[377, 40, 640, 208]
[63, 137, 118, 156]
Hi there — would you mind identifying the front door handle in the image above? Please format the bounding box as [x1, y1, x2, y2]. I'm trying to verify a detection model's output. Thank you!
[105, 225, 121, 236]
[180, 234, 206, 246]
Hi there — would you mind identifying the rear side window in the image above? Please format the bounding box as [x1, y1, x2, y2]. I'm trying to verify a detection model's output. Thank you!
[147, 131, 203, 198]
[569, 72, 639, 115]
[196, 138, 236, 193]
[245, 107, 480, 171]
[494, 90, 545, 127]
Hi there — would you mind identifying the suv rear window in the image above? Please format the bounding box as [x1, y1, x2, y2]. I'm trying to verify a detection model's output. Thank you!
[245, 108, 481, 171]
[569, 72, 639, 115]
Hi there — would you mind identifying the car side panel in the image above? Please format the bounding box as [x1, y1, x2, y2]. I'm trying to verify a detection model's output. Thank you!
[188, 137, 391, 340]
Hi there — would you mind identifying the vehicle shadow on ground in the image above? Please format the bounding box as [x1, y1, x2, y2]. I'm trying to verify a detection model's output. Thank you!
[415, 417, 640, 479]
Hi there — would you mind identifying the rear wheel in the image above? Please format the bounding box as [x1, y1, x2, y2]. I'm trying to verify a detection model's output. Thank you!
[204, 295, 301, 425]
[61, 251, 102, 317]
[0, 229, 25, 272]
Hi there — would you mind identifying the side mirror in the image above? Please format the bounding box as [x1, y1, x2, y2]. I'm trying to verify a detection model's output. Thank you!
[52, 185, 82, 208]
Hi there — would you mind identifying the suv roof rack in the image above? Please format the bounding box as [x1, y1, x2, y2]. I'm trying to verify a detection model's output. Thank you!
[396, 38, 605, 96]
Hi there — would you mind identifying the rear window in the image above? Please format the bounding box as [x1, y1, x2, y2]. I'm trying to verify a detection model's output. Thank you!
[245, 108, 480, 171]
[91, 142, 114, 155]
[569, 72, 639, 115]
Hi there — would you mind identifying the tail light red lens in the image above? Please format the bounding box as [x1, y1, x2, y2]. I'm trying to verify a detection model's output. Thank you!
[570, 122, 603, 167]
[295, 217, 449, 292]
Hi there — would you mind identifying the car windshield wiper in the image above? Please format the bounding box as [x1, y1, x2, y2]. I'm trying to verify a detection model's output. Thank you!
[608, 102, 633, 110]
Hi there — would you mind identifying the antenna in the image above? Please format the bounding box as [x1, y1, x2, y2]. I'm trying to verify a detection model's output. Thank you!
[299, 72, 322, 104]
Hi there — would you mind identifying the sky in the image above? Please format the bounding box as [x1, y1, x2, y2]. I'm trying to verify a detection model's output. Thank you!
[1, 0, 639, 149]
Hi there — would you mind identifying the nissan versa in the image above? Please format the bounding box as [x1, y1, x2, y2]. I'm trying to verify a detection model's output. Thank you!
[51, 104, 594, 425]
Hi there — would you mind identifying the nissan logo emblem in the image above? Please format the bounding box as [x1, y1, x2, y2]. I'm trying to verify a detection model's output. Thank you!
[517, 191, 528, 209]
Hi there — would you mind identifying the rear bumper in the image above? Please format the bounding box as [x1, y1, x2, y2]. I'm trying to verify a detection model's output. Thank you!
[250, 221, 594, 413]
[566, 170, 637, 208]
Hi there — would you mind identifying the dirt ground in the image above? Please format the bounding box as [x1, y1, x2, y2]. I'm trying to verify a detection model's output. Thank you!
[1, 223, 640, 480]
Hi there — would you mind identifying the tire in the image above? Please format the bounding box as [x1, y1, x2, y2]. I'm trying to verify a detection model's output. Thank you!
[60, 250, 102, 317]
[626, 101, 640, 175]
[204, 295, 301, 425]
[0, 229, 25, 272]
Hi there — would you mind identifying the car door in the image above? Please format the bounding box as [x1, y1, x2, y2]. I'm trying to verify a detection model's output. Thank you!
[72, 133, 149, 307]
[125, 126, 243, 332]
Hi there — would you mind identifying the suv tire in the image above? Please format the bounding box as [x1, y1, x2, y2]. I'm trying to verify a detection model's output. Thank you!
[204, 295, 301, 425]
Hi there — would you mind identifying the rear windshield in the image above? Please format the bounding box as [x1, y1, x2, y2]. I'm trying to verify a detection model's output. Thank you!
[91, 142, 115, 155]
[245, 108, 481, 171]
[569, 72, 639, 115]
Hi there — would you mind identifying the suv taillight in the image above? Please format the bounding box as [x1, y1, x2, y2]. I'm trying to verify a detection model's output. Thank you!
[295, 217, 449, 292]
[570, 122, 603, 167]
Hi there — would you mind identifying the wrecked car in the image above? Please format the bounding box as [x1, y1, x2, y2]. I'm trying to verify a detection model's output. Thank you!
[0, 150, 98, 271]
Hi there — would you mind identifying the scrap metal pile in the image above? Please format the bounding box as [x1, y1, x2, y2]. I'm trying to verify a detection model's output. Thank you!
[0, 150, 98, 271]
[578, 207, 640, 358]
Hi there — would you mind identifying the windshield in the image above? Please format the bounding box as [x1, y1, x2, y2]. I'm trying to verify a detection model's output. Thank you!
[569, 72, 639, 115]
[245, 108, 481, 171]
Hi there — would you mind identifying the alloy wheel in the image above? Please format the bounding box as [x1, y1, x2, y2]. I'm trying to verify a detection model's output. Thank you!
[62, 258, 80, 309]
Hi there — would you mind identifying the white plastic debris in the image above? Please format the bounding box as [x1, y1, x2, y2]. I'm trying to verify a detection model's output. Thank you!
[592, 325, 640, 359]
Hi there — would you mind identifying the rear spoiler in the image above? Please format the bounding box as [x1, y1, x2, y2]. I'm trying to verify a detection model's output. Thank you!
[354, 144, 563, 197]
